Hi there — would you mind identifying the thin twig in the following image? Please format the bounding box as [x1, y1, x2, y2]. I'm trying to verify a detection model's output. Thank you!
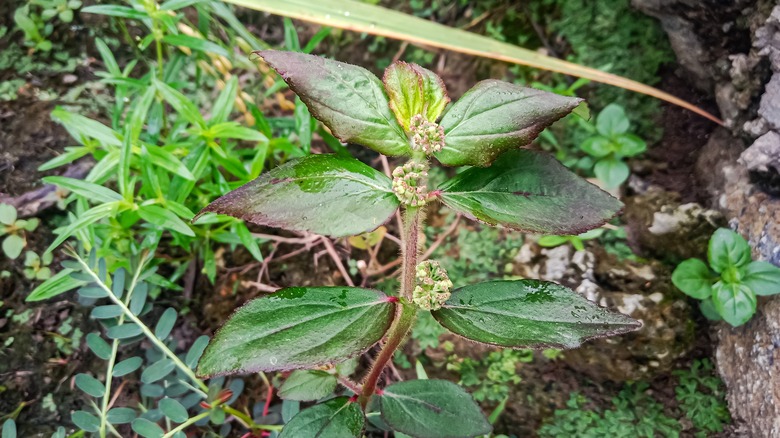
[321, 237, 355, 286]
[421, 213, 461, 261]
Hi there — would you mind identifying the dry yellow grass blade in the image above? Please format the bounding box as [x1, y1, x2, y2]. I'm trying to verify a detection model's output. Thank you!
[223, 0, 722, 125]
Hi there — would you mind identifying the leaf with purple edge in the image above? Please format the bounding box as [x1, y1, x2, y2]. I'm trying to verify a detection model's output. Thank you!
[431, 280, 641, 349]
[258, 50, 410, 156]
[437, 149, 622, 235]
[383, 61, 449, 130]
[435, 80, 583, 167]
[196, 287, 395, 377]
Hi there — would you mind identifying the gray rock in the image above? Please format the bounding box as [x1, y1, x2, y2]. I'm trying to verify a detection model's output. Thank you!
[740, 130, 780, 174]
[758, 73, 780, 130]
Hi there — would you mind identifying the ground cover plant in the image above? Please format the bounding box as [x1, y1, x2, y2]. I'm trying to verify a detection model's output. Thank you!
[191, 51, 641, 437]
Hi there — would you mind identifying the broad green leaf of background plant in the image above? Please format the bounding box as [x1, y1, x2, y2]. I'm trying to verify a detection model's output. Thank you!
[615, 134, 646, 157]
[708, 228, 751, 273]
[580, 137, 613, 158]
[0, 204, 17, 225]
[436, 80, 582, 167]
[712, 281, 756, 327]
[259, 50, 410, 156]
[432, 280, 640, 349]
[378, 379, 492, 438]
[437, 149, 622, 235]
[2, 234, 24, 259]
[596, 103, 629, 137]
[196, 154, 399, 237]
[280, 397, 364, 438]
[672, 258, 714, 300]
[383, 61, 449, 130]
[278, 370, 338, 401]
[594, 157, 630, 188]
[197, 287, 394, 377]
[741, 261, 780, 296]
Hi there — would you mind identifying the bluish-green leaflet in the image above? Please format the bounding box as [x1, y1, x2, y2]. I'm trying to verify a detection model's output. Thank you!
[438, 149, 623, 235]
[197, 287, 395, 377]
[197, 154, 399, 237]
[280, 397, 364, 438]
[432, 280, 640, 349]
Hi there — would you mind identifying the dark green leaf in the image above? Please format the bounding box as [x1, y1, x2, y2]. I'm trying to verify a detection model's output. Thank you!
[432, 280, 640, 349]
[742, 261, 780, 296]
[91, 305, 123, 319]
[708, 228, 751, 272]
[155, 308, 177, 339]
[436, 80, 582, 167]
[713, 281, 756, 327]
[700, 299, 722, 321]
[113, 357, 143, 377]
[141, 359, 175, 383]
[107, 323, 142, 339]
[71, 411, 100, 433]
[197, 154, 399, 237]
[197, 287, 394, 377]
[278, 370, 338, 401]
[282, 400, 300, 423]
[185, 336, 209, 368]
[438, 150, 622, 235]
[131, 418, 164, 438]
[379, 379, 491, 438]
[671, 258, 713, 300]
[259, 51, 409, 156]
[279, 397, 363, 438]
[159, 398, 188, 423]
[86, 333, 112, 360]
[26, 269, 86, 301]
[75, 373, 105, 397]
[106, 407, 136, 424]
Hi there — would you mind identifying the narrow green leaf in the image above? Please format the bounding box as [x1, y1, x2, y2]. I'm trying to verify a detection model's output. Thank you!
[138, 205, 195, 237]
[197, 154, 398, 237]
[155, 308, 178, 339]
[141, 358, 176, 383]
[47, 202, 118, 252]
[209, 122, 268, 141]
[742, 261, 780, 296]
[279, 397, 363, 438]
[278, 370, 338, 401]
[211, 76, 238, 124]
[197, 287, 394, 377]
[379, 379, 491, 438]
[432, 280, 641, 349]
[75, 373, 105, 397]
[113, 357, 143, 377]
[185, 336, 209, 368]
[438, 149, 622, 235]
[708, 228, 752, 272]
[42, 176, 123, 203]
[153, 79, 206, 128]
[26, 268, 86, 301]
[51, 107, 121, 147]
[81, 5, 149, 20]
[86, 333, 112, 360]
[671, 258, 713, 300]
[236, 222, 263, 262]
[713, 281, 756, 327]
[71, 411, 100, 433]
[107, 323, 143, 339]
[159, 398, 188, 423]
[38, 147, 91, 171]
[162, 34, 231, 58]
[142, 144, 195, 181]
[436, 80, 581, 166]
[258, 50, 409, 156]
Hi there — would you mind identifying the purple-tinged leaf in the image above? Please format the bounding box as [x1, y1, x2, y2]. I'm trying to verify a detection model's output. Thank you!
[438, 149, 622, 235]
[436, 80, 582, 167]
[196, 154, 399, 237]
[383, 61, 449, 130]
[258, 50, 410, 156]
[197, 287, 395, 377]
[432, 280, 641, 349]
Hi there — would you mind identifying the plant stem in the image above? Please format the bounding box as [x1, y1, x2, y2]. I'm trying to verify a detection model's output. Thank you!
[358, 205, 422, 407]
[162, 411, 210, 438]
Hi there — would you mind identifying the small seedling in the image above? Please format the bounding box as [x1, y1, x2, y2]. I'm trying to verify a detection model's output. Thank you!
[672, 228, 780, 326]
[581, 103, 646, 188]
[537, 228, 605, 251]
[0, 204, 39, 260]
[23, 251, 53, 280]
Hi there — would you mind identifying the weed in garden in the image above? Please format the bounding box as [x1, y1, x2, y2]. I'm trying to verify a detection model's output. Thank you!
[672, 228, 780, 326]
[0, 204, 39, 260]
[674, 359, 731, 434]
[580, 104, 646, 188]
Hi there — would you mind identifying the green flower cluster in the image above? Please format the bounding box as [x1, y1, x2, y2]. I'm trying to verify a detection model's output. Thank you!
[413, 260, 453, 310]
[392, 161, 429, 207]
[409, 114, 445, 154]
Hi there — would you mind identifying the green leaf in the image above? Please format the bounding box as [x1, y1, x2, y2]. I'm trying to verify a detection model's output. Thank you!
[153, 79, 206, 128]
[38, 147, 91, 171]
[159, 398, 188, 423]
[594, 157, 629, 188]
[672, 259, 714, 300]
[185, 336, 209, 369]
[42, 176, 123, 203]
[537, 235, 570, 248]
[2, 234, 25, 259]
[383, 61, 449, 130]
[71, 411, 100, 433]
[278, 370, 338, 401]
[742, 261, 780, 296]
[143, 146, 196, 181]
[708, 228, 751, 272]
[162, 34, 231, 58]
[197, 154, 399, 237]
[596, 103, 629, 137]
[280, 397, 363, 438]
[27, 269, 86, 301]
[0, 204, 16, 225]
[438, 149, 622, 235]
[435, 80, 582, 167]
[47, 202, 118, 252]
[86, 333, 112, 360]
[700, 299, 722, 321]
[209, 122, 268, 141]
[379, 379, 491, 438]
[131, 418, 164, 438]
[211, 76, 238, 124]
[713, 281, 756, 327]
[155, 308, 177, 339]
[2, 420, 15, 438]
[141, 358, 175, 383]
[75, 373, 105, 397]
[51, 107, 121, 147]
[113, 357, 143, 377]
[138, 205, 195, 237]
[614, 134, 646, 157]
[431, 280, 640, 349]
[107, 323, 142, 339]
[259, 50, 409, 156]
[580, 136, 613, 158]
[236, 222, 263, 262]
[81, 5, 149, 20]
[197, 287, 394, 377]
[106, 407, 136, 424]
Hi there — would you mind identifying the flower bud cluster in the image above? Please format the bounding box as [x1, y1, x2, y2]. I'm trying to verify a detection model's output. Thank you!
[409, 114, 445, 154]
[392, 162, 429, 207]
[412, 260, 453, 311]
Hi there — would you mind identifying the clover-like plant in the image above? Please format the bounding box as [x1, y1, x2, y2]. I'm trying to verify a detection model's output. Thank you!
[0, 203, 39, 260]
[580, 103, 646, 188]
[194, 51, 641, 438]
[672, 228, 780, 327]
